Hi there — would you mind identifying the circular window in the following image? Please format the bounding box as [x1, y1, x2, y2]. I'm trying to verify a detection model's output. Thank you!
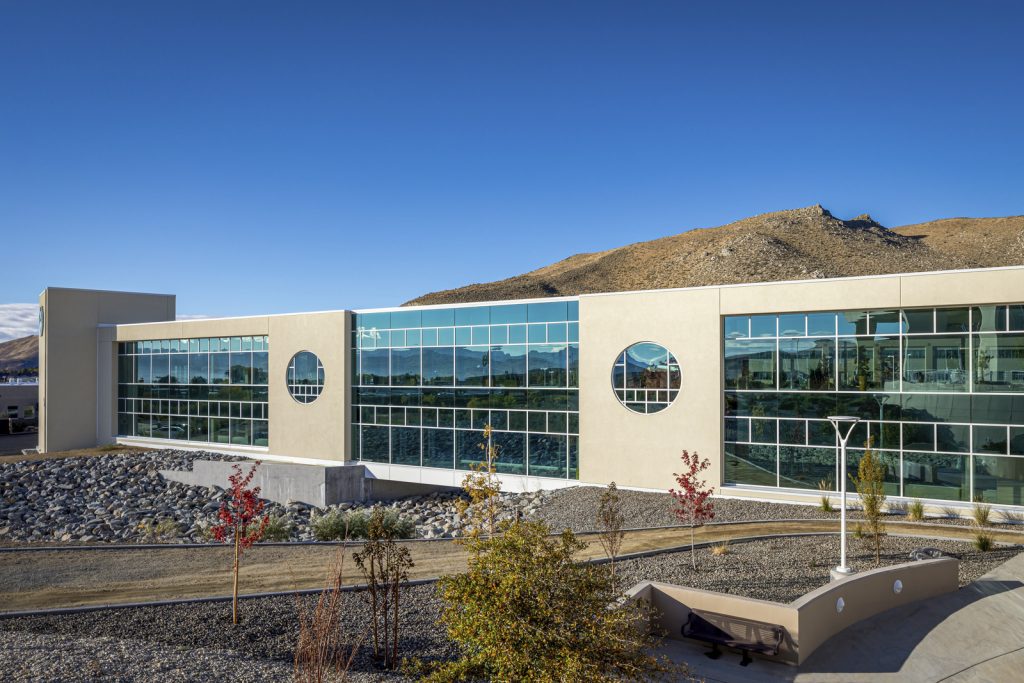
[287, 351, 324, 404]
[611, 342, 681, 414]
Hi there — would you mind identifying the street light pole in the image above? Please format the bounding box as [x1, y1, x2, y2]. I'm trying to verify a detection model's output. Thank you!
[828, 415, 861, 578]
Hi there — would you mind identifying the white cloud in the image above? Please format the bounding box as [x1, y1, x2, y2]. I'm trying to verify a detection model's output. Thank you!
[0, 303, 38, 343]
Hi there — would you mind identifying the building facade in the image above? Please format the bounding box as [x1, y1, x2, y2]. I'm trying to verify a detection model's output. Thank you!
[38, 266, 1024, 507]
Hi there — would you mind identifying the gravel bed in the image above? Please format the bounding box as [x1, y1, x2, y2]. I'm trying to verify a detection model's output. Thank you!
[536, 485, 1024, 533]
[615, 535, 1020, 603]
[0, 583, 450, 682]
[2, 536, 1017, 681]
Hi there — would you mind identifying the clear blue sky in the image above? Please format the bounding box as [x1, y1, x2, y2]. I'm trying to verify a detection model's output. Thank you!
[2, 0, 1022, 322]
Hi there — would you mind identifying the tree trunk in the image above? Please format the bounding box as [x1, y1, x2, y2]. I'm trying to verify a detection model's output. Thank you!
[690, 515, 696, 571]
[232, 523, 240, 625]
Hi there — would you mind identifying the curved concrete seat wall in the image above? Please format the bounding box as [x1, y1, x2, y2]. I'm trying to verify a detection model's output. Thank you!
[626, 556, 959, 666]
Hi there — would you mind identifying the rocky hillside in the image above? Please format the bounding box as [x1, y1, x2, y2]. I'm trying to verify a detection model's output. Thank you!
[406, 205, 1024, 305]
[0, 335, 38, 372]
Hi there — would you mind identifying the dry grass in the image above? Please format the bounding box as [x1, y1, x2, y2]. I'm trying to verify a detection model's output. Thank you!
[294, 549, 362, 683]
[710, 541, 730, 556]
[405, 205, 1023, 305]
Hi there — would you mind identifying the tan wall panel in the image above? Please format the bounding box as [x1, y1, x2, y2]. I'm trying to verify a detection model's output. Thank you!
[267, 311, 349, 462]
[719, 275, 901, 314]
[579, 288, 722, 491]
[40, 288, 174, 453]
[899, 268, 1024, 308]
[116, 316, 270, 342]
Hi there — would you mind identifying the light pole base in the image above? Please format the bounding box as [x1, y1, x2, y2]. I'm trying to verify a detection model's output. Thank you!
[831, 566, 856, 582]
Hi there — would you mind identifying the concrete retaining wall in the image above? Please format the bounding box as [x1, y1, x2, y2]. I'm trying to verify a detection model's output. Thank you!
[160, 459, 454, 507]
[627, 556, 959, 665]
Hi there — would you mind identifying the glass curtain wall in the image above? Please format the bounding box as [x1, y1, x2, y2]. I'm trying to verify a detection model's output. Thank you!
[724, 305, 1024, 505]
[352, 300, 580, 479]
[117, 336, 269, 447]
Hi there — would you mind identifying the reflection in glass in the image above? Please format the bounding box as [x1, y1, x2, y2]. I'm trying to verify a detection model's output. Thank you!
[287, 351, 325, 403]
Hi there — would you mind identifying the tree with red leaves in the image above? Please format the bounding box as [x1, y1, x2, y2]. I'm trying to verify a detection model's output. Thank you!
[668, 450, 715, 570]
[212, 462, 269, 625]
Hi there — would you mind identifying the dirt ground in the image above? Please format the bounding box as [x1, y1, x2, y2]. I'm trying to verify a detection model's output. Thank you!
[3, 520, 1021, 611]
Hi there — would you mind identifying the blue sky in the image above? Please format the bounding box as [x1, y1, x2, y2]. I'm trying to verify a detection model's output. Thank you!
[1, 1, 1022, 339]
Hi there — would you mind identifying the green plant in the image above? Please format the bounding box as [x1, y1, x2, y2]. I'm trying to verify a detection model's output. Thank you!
[596, 481, 626, 577]
[908, 499, 925, 522]
[818, 479, 835, 512]
[353, 508, 415, 669]
[972, 500, 992, 527]
[139, 518, 181, 542]
[999, 509, 1024, 524]
[973, 531, 995, 552]
[853, 522, 864, 539]
[261, 513, 293, 541]
[311, 510, 348, 542]
[887, 500, 908, 516]
[852, 439, 886, 565]
[411, 520, 678, 682]
[455, 424, 502, 539]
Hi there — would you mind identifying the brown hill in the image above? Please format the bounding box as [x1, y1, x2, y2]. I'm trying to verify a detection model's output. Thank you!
[0, 335, 39, 372]
[406, 205, 1024, 305]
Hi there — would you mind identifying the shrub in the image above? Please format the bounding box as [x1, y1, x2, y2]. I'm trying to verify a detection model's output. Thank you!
[999, 509, 1024, 525]
[312, 508, 413, 541]
[353, 508, 415, 669]
[818, 479, 835, 513]
[294, 551, 361, 682]
[412, 520, 678, 682]
[261, 514, 293, 541]
[973, 532, 995, 552]
[908, 499, 925, 522]
[887, 500, 908, 516]
[311, 510, 348, 542]
[972, 501, 992, 527]
[852, 440, 886, 564]
[711, 541, 730, 556]
[941, 506, 961, 520]
[596, 482, 626, 577]
[853, 522, 864, 540]
[139, 518, 181, 542]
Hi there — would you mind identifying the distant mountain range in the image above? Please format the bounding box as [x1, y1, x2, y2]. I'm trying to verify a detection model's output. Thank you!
[406, 205, 1024, 305]
[0, 335, 38, 373]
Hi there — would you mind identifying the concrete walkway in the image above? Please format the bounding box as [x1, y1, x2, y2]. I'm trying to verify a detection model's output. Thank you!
[662, 552, 1024, 682]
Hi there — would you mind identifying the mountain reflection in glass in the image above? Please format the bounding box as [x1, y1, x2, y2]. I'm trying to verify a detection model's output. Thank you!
[612, 342, 681, 414]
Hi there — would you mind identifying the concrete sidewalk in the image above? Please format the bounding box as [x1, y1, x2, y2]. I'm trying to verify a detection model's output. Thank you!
[661, 552, 1024, 682]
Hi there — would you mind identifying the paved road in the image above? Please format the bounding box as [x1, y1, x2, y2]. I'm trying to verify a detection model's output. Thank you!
[660, 551, 1024, 682]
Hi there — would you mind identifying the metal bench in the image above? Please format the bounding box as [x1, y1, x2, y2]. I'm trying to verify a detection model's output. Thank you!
[682, 609, 783, 666]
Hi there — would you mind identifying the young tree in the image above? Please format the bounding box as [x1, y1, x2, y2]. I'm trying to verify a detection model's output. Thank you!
[853, 438, 887, 565]
[455, 424, 502, 539]
[294, 547, 362, 683]
[414, 520, 678, 682]
[211, 462, 269, 625]
[353, 507, 415, 669]
[596, 481, 626, 579]
[669, 450, 715, 570]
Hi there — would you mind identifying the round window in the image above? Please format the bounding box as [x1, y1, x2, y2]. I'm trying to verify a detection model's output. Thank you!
[287, 351, 324, 404]
[611, 342, 681, 414]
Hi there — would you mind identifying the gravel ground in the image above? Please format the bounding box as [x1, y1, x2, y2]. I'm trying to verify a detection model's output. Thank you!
[615, 535, 1020, 603]
[1, 537, 1017, 681]
[536, 485, 1024, 533]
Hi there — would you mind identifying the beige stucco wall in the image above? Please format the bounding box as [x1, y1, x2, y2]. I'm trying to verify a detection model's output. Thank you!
[114, 311, 351, 462]
[578, 287, 723, 490]
[40, 288, 175, 453]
